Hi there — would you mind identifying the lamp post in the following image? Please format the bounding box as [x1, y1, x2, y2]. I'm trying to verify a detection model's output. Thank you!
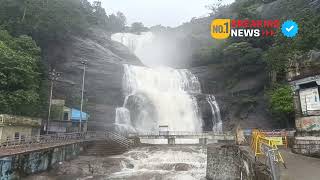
[46, 69, 62, 134]
[79, 60, 88, 132]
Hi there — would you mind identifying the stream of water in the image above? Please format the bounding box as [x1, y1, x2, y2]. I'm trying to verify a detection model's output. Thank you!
[27, 146, 207, 180]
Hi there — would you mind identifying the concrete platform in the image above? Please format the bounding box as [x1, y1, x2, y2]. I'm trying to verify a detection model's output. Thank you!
[280, 149, 320, 180]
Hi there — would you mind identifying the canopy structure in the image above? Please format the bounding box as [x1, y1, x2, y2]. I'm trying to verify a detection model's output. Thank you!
[71, 108, 89, 122]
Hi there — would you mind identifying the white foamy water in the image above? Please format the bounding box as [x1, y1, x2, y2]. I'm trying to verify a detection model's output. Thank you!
[27, 146, 207, 180]
[120, 64, 203, 132]
[109, 146, 207, 180]
[112, 32, 222, 133]
[207, 95, 223, 133]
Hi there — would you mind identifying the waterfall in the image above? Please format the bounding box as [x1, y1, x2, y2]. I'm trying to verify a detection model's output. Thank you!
[111, 32, 155, 66]
[206, 95, 223, 133]
[115, 107, 136, 133]
[112, 32, 222, 133]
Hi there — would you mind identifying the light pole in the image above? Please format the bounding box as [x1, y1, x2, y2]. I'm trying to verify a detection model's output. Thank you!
[46, 69, 62, 134]
[79, 60, 88, 132]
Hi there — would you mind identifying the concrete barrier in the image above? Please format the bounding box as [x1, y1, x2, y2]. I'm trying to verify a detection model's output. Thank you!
[0, 143, 84, 179]
[206, 144, 272, 180]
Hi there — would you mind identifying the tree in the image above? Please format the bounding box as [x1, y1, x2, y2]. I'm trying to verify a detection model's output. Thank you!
[130, 22, 148, 34]
[269, 84, 294, 127]
[0, 0, 127, 44]
[150, 25, 167, 32]
[222, 42, 264, 74]
[205, 0, 223, 16]
[89, 1, 109, 27]
[116, 12, 127, 27]
[0, 30, 43, 116]
[107, 12, 126, 32]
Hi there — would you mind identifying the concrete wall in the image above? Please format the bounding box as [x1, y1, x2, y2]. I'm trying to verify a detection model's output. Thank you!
[294, 116, 320, 157]
[292, 135, 320, 157]
[206, 144, 240, 180]
[290, 76, 320, 157]
[206, 144, 272, 180]
[0, 143, 84, 179]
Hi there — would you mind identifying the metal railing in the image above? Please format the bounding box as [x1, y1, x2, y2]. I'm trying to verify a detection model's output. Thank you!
[128, 131, 234, 137]
[107, 131, 132, 148]
[0, 131, 133, 149]
[251, 129, 286, 180]
[261, 144, 281, 180]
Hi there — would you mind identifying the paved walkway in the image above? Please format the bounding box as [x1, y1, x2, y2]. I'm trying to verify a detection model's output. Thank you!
[280, 149, 320, 180]
[0, 140, 85, 158]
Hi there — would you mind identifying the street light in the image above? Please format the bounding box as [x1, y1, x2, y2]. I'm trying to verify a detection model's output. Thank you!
[79, 60, 88, 132]
[46, 69, 62, 134]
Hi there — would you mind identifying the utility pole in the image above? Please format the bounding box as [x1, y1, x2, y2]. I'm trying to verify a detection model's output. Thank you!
[46, 69, 62, 134]
[79, 60, 88, 132]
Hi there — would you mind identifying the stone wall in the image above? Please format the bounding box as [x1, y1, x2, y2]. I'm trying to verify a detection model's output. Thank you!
[206, 144, 272, 180]
[292, 133, 320, 157]
[289, 74, 320, 157]
[206, 144, 240, 179]
[0, 143, 84, 179]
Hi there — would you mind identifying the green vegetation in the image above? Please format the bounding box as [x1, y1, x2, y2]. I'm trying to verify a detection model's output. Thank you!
[269, 85, 294, 114]
[0, 0, 129, 117]
[268, 84, 294, 126]
[130, 22, 149, 34]
[0, 0, 127, 44]
[0, 30, 43, 116]
[192, 0, 320, 127]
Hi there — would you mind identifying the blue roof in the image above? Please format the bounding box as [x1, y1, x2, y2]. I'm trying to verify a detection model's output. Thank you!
[71, 108, 89, 122]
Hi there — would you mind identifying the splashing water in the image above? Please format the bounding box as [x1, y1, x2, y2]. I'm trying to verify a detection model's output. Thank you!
[27, 146, 207, 180]
[109, 146, 207, 180]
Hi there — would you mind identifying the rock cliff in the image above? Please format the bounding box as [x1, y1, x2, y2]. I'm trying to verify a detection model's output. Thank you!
[43, 29, 141, 130]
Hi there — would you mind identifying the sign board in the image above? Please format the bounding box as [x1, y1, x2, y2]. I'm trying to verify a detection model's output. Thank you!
[296, 116, 320, 131]
[266, 137, 283, 146]
[299, 87, 320, 114]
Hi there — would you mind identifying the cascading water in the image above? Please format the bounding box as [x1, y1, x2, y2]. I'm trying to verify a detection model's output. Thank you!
[117, 65, 203, 132]
[112, 32, 222, 133]
[206, 95, 223, 133]
[115, 107, 136, 132]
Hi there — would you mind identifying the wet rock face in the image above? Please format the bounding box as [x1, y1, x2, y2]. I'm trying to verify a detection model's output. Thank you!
[174, 163, 190, 171]
[26, 156, 125, 180]
[43, 28, 142, 130]
[191, 65, 273, 131]
[194, 94, 214, 131]
[124, 92, 158, 130]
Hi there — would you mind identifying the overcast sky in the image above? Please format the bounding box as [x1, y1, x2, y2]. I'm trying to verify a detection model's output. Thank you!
[98, 0, 235, 27]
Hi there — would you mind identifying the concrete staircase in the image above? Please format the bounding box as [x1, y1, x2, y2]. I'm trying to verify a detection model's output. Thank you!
[85, 131, 133, 156]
